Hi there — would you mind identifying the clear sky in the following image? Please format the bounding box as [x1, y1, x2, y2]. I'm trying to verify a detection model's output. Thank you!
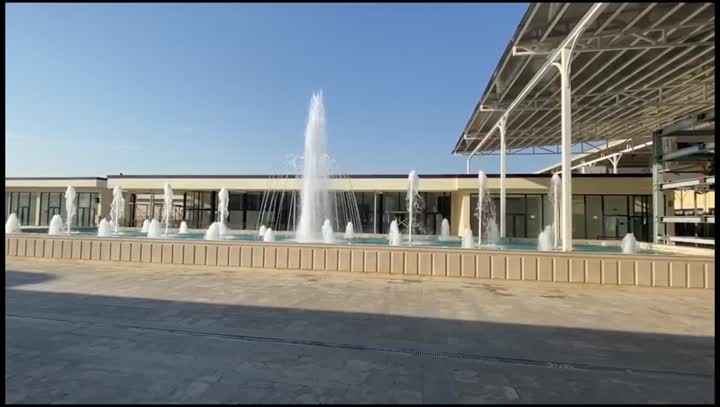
[6, 3, 562, 177]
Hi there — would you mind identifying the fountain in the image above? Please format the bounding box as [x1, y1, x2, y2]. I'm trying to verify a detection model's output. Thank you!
[48, 214, 64, 235]
[344, 222, 355, 239]
[178, 221, 189, 234]
[110, 185, 125, 234]
[548, 173, 562, 249]
[321, 219, 335, 244]
[477, 171, 499, 245]
[65, 186, 77, 234]
[161, 183, 174, 236]
[141, 219, 150, 233]
[147, 219, 162, 239]
[297, 92, 331, 243]
[406, 170, 423, 243]
[537, 225, 554, 252]
[97, 219, 113, 237]
[388, 220, 401, 246]
[258, 225, 267, 237]
[438, 218, 451, 241]
[5, 213, 21, 234]
[218, 187, 230, 235]
[205, 222, 221, 240]
[462, 227, 474, 249]
[621, 233, 639, 254]
[486, 222, 500, 245]
[263, 228, 276, 242]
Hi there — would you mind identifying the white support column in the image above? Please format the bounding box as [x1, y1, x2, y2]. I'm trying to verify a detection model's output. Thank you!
[499, 118, 507, 238]
[466, 157, 471, 175]
[558, 47, 573, 252]
[608, 154, 622, 174]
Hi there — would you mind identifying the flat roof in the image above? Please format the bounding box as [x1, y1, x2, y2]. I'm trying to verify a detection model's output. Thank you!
[453, 2, 715, 156]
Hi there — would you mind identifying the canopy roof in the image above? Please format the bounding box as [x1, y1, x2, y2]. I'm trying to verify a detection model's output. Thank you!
[453, 2, 715, 156]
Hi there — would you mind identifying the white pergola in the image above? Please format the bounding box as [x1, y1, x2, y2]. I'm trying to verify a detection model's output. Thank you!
[452, 2, 715, 251]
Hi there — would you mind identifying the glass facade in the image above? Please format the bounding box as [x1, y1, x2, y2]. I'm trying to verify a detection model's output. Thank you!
[468, 193, 652, 242]
[129, 192, 183, 227]
[6, 192, 37, 226]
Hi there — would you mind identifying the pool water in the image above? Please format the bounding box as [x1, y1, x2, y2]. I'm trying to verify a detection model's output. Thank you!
[14, 228, 657, 254]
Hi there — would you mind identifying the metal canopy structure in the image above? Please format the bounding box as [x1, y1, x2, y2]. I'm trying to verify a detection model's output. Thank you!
[453, 2, 715, 159]
[451, 2, 715, 252]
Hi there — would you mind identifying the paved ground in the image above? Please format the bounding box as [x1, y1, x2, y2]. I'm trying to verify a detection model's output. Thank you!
[5, 258, 715, 404]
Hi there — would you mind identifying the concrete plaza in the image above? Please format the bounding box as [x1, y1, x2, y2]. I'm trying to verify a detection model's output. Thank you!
[5, 258, 715, 403]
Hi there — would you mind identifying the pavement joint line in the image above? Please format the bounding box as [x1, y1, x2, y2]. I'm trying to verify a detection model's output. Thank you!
[6, 313, 713, 380]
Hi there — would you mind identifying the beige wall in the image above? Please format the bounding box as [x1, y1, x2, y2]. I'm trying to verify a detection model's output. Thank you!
[103, 175, 651, 195]
[5, 235, 714, 289]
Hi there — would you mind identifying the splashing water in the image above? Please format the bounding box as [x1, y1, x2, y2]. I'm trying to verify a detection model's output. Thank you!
[97, 219, 113, 237]
[321, 219, 335, 244]
[49, 214, 64, 235]
[388, 220, 401, 246]
[110, 185, 125, 234]
[179, 221, 189, 234]
[218, 187, 230, 234]
[462, 227, 474, 249]
[438, 218, 451, 241]
[297, 92, 331, 243]
[621, 233, 639, 254]
[537, 225, 554, 252]
[263, 228, 276, 242]
[161, 183, 174, 236]
[147, 219, 162, 239]
[141, 219, 150, 233]
[205, 222, 221, 240]
[477, 171, 498, 245]
[549, 173, 562, 249]
[65, 186, 77, 234]
[5, 213, 21, 234]
[258, 225, 267, 237]
[486, 222, 500, 245]
[344, 222, 355, 239]
[407, 170, 423, 242]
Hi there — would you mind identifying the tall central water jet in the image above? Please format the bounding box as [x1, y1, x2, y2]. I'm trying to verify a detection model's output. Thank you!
[110, 185, 125, 234]
[297, 92, 331, 243]
[65, 186, 77, 234]
[161, 183, 174, 236]
[407, 171, 421, 243]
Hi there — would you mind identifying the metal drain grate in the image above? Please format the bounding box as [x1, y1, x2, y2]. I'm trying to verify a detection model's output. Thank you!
[6, 313, 712, 379]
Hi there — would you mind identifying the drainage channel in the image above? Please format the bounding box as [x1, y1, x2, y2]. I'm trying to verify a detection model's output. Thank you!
[6, 313, 712, 380]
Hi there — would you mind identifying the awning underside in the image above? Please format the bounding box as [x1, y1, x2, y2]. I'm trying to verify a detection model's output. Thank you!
[454, 2, 715, 156]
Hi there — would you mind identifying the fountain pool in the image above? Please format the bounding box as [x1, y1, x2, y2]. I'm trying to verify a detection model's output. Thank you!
[10, 227, 665, 255]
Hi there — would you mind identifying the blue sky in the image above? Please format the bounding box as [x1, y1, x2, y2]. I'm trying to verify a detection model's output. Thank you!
[6, 3, 562, 176]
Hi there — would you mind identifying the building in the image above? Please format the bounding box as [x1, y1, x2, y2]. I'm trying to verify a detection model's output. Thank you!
[6, 173, 655, 242]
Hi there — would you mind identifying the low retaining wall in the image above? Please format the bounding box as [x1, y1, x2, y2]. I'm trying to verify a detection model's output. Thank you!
[5, 235, 714, 289]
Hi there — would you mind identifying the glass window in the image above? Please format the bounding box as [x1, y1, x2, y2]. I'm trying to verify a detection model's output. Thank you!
[603, 195, 628, 215]
[586, 195, 603, 240]
[7, 192, 37, 226]
[572, 195, 585, 239]
[526, 195, 543, 238]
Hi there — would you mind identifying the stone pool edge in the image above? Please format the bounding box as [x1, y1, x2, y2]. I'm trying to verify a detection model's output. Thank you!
[5, 234, 714, 289]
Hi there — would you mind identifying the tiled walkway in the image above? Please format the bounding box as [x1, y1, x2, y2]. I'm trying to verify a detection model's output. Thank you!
[5, 258, 715, 403]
